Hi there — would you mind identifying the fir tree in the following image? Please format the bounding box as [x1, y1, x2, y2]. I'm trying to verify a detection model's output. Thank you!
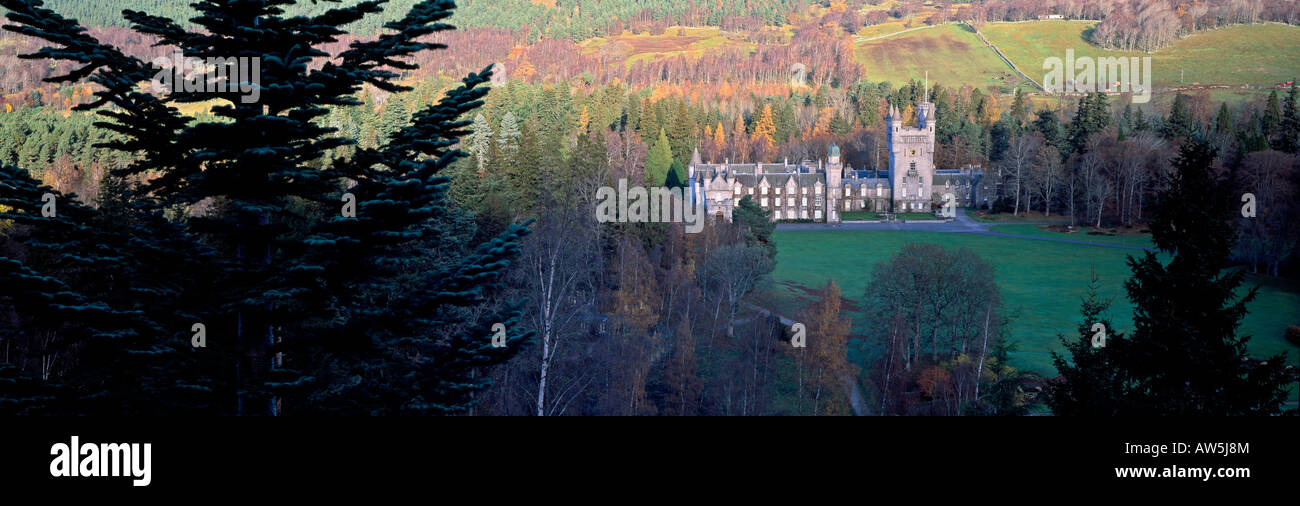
[732, 194, 775, 258]
[1047, 269, 1125, 416]
[1163, 93, 1194, 139]
[1, 0, 533, 415]
[1277, 85, 1299, 153]
[467, 112, 493, 172]
[1214, 102, 1234, 138]
[1262, 89, 1281, 144]
[1068, 92, 1110, 154]
[1117, 140, 1290, 415]
[646, 128, 674, 186]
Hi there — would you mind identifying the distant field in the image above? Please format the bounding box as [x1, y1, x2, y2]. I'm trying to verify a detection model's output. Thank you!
[580, 26, 756, 67]
[855, 23, 1023, 90]
[770, 230, 1300, 382]
[982, 21, 1300, 88]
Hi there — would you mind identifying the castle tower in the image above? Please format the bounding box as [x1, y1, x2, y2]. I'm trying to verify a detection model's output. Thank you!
[887, 100, 936, 213]
[826, 143, 843, 223]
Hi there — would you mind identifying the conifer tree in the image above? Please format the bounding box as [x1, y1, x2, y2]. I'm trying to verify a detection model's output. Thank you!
[1277, 85, 1299, 153]
[646, 128, 674, 186]
[1047, 270, 1125, 416]
[751, 104, 777, 153]
[732, 194, 775, 258]
[1262, 89, 1281, 143]
[1116, 140, 1290, 415]
[1163, 93, 1194, 139]
[1214, 102, 1234, 137]
[0, 0, 533, 415]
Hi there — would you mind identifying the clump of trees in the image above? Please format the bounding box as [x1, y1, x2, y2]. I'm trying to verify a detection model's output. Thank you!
[861, 242, 1029, 415]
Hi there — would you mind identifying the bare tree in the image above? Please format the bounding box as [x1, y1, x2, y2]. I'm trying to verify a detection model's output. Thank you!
[1030, 133, 1064, 216]
[697, 243, 774, 338]
[1002, 134, 1041, 216]
[515, 200, 602, 416]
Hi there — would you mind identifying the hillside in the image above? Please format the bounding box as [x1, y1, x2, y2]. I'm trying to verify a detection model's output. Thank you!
[855, 23, 1026, 92]
[848, 18, 1300, 103]
[981, 20, 1300, 89]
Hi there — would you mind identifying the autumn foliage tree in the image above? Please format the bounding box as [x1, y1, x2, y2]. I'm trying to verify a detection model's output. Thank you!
[793, 280, 857, 415]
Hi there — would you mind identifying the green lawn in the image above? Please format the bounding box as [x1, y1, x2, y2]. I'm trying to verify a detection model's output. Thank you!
[896, 212, 938, 221]
[987, 224, 1155, 249]
[770, 230, 1300, 382]
[982, 21, 1300, 88]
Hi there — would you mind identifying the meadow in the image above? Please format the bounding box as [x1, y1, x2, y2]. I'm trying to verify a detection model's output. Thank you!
[980, 20, 1300, 88]
[851, 19, 1300, 103]
[769, 229, 1300, 381]
[854, 23, 1020, 91]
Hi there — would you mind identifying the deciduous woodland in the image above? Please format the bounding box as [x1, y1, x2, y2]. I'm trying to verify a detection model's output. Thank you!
[0, 0, 1297, 416]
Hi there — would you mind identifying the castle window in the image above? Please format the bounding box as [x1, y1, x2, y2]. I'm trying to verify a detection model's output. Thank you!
[844, 187, 851, 196]
[844, 201, 851, 211]
[773, 210, 781, 220]
[761, 198, 768, 207]
[801, 210, 808, 219]
[860, 187, 867, 196]
[748, 188, 754, 195]
[762, 187, 768, 195]
[787, 198, 794, 207]
[814, 187, 821, 195]
[815, 210, 822, 220]
[734, 187, 741, 195]
[902, 187, 908, 197]
[876, 186, 882, 197]
[775, 187, 781, 195]
[802, 197, 808, 206]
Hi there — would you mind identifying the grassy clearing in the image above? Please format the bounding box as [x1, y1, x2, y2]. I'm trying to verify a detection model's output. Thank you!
[769, 229, 1300, 381]
[982, 21, 1300, 88]
[855, 23, 1020, 90]
[579, 26, 755, 67]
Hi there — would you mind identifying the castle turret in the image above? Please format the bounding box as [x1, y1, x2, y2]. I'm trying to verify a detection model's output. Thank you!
[916, 101, 936, 131]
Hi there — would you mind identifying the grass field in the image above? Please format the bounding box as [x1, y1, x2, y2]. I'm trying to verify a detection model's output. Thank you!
[981, 21, 1300, 88]
[855, 23, 1023, 91]
[769, 229, 1300, 382]
[987, 224, 1155, 249]
[579, 26, 757, 67]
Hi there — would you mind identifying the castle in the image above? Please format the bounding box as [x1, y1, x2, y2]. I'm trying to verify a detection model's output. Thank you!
[689, 99, 982, 223]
